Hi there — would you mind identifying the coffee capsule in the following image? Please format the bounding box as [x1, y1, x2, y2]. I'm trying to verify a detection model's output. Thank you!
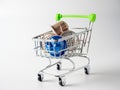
[51, 21, 69, 35]
[61, 30, 77, 51]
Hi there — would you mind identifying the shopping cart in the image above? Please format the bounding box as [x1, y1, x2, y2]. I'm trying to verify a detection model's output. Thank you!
[33, 13, 96, 86]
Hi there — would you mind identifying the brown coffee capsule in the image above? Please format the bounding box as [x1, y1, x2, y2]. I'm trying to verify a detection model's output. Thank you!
[51, 21, 69, 35]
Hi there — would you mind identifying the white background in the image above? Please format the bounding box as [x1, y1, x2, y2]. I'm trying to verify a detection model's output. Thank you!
[0, 0, 120, 90]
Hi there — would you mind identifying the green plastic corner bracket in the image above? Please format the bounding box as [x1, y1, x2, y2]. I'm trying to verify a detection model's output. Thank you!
[56, 13, 96, 22]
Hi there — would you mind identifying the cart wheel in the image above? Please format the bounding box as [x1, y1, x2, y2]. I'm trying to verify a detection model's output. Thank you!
[84, 66, 90, 75]
[57, 62, 61, 70]
[38, 73, 44, 82]
[58, 77, 66, 86]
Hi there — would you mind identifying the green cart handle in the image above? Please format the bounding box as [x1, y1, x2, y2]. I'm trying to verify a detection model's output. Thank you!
[56, 13, 96, 22]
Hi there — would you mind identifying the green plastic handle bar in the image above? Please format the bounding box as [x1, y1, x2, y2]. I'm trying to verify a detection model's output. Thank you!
[56, 13, 96, 22]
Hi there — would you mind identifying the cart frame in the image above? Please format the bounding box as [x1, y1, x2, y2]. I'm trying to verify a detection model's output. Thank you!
[33, 13, 96, 86]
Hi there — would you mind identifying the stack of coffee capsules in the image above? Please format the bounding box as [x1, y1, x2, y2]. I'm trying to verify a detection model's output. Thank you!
[44, 21, 78, 57]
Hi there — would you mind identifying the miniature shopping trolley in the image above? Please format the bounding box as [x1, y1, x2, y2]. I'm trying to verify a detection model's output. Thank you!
[33, 13, 96, 86]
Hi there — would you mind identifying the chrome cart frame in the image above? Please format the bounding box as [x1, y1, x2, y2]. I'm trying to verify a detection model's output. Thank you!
[33, 13, 96, 86]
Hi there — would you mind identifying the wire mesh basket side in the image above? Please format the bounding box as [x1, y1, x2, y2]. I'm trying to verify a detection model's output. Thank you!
[33, 28, 92, 58]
